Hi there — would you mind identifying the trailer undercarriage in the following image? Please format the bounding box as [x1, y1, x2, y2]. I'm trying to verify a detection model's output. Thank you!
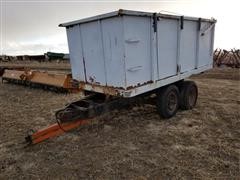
[25, 80, 198, 145]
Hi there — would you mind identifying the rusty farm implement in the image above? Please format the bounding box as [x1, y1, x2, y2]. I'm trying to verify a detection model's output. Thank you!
[1, 68, 79, 93]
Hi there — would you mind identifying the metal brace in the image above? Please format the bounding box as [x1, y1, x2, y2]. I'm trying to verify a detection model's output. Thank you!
[200, 21, 216, 36]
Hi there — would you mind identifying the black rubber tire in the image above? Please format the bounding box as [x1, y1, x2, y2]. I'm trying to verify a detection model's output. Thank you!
[156, 85, 180, 119]
[179, 81, 198, 110]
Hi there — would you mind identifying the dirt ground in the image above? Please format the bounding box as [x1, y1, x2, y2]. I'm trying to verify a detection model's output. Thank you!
[0, 67, 239, 179]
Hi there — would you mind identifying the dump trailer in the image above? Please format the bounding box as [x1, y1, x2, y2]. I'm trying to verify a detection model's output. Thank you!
[25, 9, 216, 144]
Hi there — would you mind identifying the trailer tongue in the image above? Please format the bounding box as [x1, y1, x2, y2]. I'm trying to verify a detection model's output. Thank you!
[25, 118, 89, 145]
[25, 92, 156, 145]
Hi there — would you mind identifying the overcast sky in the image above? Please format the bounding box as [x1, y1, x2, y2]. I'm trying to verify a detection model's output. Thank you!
[1, 0, 239, 55]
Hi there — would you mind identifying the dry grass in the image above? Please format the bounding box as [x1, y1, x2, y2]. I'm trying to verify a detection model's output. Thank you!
[0, 67, 239, 179]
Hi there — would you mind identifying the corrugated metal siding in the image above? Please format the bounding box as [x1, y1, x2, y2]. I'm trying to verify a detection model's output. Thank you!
[80, 21, 106, 85]
[101, 17, 126, 88]
[179, 21, 198, 73]
[198, 22, 213, 67]
[123, 16, 152, 87]
[157, 19, 178, 79]
[66, 25, 85, 81]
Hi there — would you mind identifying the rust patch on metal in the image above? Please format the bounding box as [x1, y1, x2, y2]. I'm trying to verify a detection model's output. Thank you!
[77, 80, 156, 96]
[126, 80, 154, 90]
[78, 81, 124, 96]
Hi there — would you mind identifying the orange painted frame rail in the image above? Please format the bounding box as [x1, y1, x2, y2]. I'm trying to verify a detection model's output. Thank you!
[25, 119, 90, 145]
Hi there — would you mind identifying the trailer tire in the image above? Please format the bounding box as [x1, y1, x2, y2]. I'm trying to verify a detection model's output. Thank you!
[157, 85, 180, 118]
[179, 81, 198, 110]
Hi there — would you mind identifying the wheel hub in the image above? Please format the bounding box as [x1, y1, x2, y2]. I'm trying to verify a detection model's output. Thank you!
[188, 86, 197, 107]
[167, 92, 177, 112]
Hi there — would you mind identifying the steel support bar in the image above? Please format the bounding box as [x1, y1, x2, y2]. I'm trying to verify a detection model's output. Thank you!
[25, 119, 89, 145]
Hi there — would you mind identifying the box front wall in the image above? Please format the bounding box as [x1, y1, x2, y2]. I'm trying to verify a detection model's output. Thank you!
[157, 19, 178, 79]
[198, 22, 214, 67]
[66, 26, 85, 81]
[101, 17, 126, 88]
[80, 21, 106, 85]
[179, 21, 198, 73]
[123, 16, 152, 87]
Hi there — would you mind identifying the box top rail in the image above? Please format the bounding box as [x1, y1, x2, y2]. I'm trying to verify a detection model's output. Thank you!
[59, 9, 216, 27]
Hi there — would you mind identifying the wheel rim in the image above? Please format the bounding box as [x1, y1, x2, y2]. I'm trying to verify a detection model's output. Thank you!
[167, 91, 178, 113]
[188, 86, 197, 107]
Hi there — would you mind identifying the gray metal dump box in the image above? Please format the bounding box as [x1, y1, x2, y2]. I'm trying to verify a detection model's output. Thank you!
[60, 9, 216, 97]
